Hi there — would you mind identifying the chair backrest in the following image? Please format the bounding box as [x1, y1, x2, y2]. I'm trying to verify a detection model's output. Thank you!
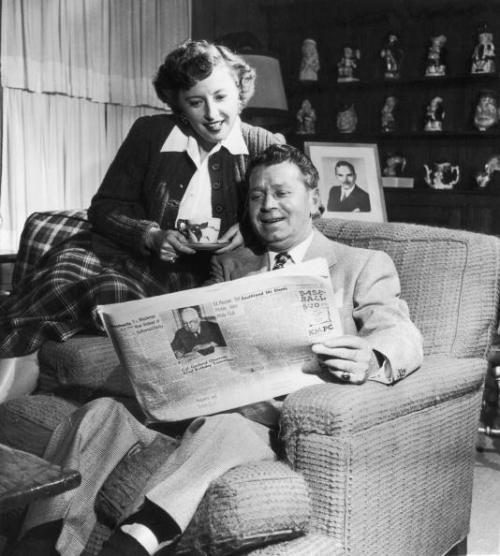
[316, 218, 500, 358]
[13, 210, 90, 284]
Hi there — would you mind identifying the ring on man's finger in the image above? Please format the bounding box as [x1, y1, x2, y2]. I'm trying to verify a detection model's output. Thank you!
[341, 372, 350, 382]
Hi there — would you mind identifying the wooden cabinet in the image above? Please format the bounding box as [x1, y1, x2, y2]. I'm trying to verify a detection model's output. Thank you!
[287, 74, 500, 191]
[287, 74, 500, 192]
[262, 0, 500, 234]
[384, 189, 500, 235]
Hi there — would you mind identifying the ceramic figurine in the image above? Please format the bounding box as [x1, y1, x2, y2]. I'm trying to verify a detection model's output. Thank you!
[425, 35, 447, 77]
[424, 161, 460, 189]
[424, 96, 445, 131]
[337, 45, 361, 82]
[336, 103, 357, 133]
[381, 95, 398, 133]
[473, 90, 498, 131]
[296, 99, 317, 134]
[299, 38, 320, 81]
[475, 154, 500, 189]
[471, 26, 496, 74]
[380, 33, 403, 79]
[383, 153, 407, 177]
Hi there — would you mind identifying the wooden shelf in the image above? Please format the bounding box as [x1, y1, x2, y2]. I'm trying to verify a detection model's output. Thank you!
[290, 130, 500, 141]
[288, 73, 500, 94]
[267, 0, 500, 235]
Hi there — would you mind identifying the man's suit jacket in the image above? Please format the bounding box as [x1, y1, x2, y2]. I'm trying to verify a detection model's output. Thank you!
[327, 184, 371, 212]
[209, 229, 423, 381]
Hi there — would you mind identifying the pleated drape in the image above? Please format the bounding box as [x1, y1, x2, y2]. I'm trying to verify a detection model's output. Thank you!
[0, 0, 191, 251]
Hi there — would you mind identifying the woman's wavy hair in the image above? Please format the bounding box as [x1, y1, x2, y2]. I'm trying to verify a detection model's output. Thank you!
[153, 39, 256, 114]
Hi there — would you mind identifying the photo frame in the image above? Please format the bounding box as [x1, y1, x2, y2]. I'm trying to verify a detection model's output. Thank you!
[305, 142, 387, 222]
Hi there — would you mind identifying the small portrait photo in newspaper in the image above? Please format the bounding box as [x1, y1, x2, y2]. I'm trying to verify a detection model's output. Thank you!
[169, 304, 227, 360]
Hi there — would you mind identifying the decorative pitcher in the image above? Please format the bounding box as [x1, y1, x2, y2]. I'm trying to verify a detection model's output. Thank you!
[424, 162, 460, 189]
[473, 90, 498, 131]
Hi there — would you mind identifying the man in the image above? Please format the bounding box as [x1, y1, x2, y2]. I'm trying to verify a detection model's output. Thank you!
[170, 306, 226, 358]
[327, 160, 371, 212]
[14, 145, 422, 556]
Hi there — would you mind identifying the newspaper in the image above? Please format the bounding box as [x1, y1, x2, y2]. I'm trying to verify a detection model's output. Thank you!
[97, 258, 343, 422]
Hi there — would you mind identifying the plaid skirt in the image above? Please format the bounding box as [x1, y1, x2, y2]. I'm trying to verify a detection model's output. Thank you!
[0, 233, 206, 357]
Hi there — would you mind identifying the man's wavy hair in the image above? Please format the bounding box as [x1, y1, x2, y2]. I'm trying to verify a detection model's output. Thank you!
[153, 39, 256, 114]
[246, 144, 325, 216]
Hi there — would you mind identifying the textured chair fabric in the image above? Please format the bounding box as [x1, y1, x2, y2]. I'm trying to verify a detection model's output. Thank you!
[284, 218, 500, 555]
[0, 394, 80, 456]
[95, 433, 180, 528]
[175, 461, 311, 555]
[84, 462, 312, 556]
[38, 335, 133, 398]
[1, 213, 500, 555]
[315, 218, 500, 358]
[244, 532, 341, 555]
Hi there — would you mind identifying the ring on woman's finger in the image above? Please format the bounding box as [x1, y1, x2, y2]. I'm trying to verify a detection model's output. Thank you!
[341, 372, 350, 382]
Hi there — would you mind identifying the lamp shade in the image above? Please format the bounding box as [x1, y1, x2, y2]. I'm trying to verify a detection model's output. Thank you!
[241, 53, 291, 132]
[244, 54, 288, 110]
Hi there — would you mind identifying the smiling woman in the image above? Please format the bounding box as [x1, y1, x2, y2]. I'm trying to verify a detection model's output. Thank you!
[0, 40, 282, 359]
[177, 65, 242, 152]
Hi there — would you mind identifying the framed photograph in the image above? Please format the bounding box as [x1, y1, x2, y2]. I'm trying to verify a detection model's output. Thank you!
[305, 142, 387, 222]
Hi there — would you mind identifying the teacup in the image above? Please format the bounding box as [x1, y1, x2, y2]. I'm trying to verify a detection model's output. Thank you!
[177, 217, 221, 243]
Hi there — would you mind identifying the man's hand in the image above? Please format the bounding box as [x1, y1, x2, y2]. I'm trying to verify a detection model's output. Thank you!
[214, 223, 243, 254]
[311, 335, 380, 384]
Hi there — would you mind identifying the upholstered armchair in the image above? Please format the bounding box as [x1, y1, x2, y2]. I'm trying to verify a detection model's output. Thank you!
[1, 212, 499, 555]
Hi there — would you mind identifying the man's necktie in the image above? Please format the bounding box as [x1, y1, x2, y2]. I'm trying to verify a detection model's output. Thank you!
[272, 252, 293, 270]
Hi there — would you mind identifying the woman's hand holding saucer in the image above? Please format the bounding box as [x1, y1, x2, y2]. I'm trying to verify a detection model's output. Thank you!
[149, 229, 196, 262]
[214, 223, 243, 254]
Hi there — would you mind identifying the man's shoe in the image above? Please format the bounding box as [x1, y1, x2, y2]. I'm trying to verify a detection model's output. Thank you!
[7, 521, 61, 556]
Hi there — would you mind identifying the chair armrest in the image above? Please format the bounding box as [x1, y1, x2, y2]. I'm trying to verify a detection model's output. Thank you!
[281, 355, 486, 437]
[280, 355, 487, 555]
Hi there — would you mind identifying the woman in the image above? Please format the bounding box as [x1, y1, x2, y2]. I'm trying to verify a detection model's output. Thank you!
[0, 40, 281, 366]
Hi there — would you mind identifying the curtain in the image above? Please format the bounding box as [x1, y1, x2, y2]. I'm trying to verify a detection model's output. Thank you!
[0, 0, 191, 251]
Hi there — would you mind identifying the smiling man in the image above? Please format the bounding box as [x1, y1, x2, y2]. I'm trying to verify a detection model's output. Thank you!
[211, 144, 421, 385]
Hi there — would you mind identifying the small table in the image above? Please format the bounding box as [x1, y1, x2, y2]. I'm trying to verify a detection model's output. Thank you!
[0, 443, 81, 512]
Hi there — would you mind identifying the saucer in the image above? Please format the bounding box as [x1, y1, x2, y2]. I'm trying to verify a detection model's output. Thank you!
[187, 241, 230, 251]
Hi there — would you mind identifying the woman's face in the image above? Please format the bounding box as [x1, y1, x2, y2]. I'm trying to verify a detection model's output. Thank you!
[178, 64, 240, 150]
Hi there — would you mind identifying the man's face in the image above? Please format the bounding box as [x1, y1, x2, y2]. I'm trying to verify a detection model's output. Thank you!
[335, 164, 356, 189]
[181, 308, 201, 334]
[248, 161, 319, 252]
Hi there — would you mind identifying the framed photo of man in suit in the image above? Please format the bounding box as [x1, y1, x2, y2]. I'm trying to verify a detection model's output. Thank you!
[305, 142, 387, 222]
